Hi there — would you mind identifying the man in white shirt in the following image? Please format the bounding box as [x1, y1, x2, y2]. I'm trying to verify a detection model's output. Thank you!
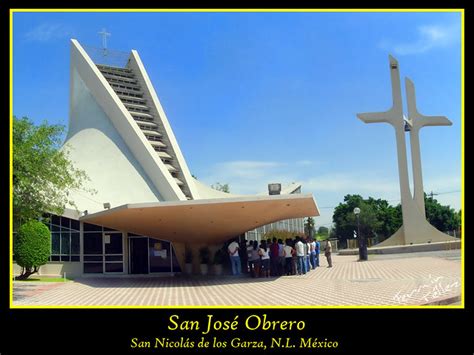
[295, 237, 306, 275]
[228, 238, 241, 275]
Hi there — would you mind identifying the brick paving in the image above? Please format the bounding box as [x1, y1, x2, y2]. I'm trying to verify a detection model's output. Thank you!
[12, 254, 462, 307]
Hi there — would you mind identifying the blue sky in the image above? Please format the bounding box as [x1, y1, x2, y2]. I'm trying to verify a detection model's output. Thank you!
[12, 11, 462, 228]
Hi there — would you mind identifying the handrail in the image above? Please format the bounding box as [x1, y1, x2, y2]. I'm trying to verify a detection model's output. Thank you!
[82, 45, 131, 68]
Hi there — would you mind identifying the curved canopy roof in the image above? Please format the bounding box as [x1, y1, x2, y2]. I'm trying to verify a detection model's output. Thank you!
[80, 194, 319, 244]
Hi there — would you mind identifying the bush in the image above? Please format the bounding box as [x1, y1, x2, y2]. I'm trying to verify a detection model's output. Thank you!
[14, 220, 51, 280]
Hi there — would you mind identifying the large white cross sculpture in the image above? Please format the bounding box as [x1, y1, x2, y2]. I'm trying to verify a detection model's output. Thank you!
[357, 55, 456, 246]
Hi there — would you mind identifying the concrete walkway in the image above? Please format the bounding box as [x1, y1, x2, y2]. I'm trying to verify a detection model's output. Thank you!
[12, 254, 461, 307]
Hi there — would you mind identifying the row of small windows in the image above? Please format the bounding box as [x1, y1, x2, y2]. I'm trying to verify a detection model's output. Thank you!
[47, 214, 80, 232]
[46, 215, 119, 263]
[46, 215, 80, 262]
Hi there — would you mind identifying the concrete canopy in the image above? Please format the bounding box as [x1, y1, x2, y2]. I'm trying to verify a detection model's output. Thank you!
[80, 194, 319, 244]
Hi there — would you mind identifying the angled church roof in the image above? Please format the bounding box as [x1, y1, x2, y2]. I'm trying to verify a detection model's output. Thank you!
[64, 39, 319, 232]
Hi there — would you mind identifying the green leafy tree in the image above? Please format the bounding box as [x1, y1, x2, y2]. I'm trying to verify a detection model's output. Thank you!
[458, 209, 462, 237]
[14, 220, 51, 280]
[211, 182, 230, 193]
[333, 195, 400, 248]
[263, 230, 297, 241]
[315, 226, 329, 240]
[304, 217, 315, 237]
[13, 116, 92, 228]
[424, 193, 460, 232]
[317, 226, 329, 236]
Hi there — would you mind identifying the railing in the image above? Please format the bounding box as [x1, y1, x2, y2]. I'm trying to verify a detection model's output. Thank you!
[82, 45, 131, 68]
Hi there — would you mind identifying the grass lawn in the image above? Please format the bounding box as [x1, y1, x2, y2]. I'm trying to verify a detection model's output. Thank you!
[15, 276, 73, 282]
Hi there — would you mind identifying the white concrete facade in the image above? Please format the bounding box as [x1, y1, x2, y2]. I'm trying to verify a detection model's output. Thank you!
[25, 39, 319, 277]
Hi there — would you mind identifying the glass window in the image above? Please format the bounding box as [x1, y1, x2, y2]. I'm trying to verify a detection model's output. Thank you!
[51, 233, 60, 254]
[105, 233, 122, 254]
[60, 216, 70, 230]
[84, 222, 102, 232]
[84, 232, 103, 254]
[71, 232, 80, 254]
[70, 219, 80, 231]
[84, 263, 103, 273]
[105, 263, 123, 273]
[61, 232, 70, 255]
[70, 256, 80, 262]
[51, 223, 60, 232]
[51, 215, 60, 227]
[61, 255, 70, 262]
[171, 244, 182, 273]
[84, 255, 103, 261]
[149, 239, 170, 273]
[105, 255, 123, 261]
[50, 255, 60, 261]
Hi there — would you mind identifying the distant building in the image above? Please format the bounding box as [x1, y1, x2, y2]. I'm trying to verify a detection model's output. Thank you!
[245, 183, 305, 241]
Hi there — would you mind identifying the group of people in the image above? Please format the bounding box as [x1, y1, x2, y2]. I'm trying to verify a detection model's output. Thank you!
[227, 236, 333, 277]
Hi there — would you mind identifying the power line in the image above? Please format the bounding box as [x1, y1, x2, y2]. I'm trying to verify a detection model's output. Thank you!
[317, 190, 461, 210]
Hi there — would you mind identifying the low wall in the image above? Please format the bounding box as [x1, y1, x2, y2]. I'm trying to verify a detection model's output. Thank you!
[338, 240, 461, 255]
[13, 262, 82, 278]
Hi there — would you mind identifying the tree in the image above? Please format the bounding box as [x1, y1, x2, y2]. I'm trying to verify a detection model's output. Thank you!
[317, 226, 329, 235]
[263, 229, 297, 241]
[13, 116, 92, 228]
[458, 209, 462, 237]
[424, 193, 460, 232]
[332, 193, 459, 248]
[211, 182, 230, 193]
[332, 194, 401, 248]
[315, 226, 329, 240]
[14, 220, 51, 280]
[304, 217, 315, 237]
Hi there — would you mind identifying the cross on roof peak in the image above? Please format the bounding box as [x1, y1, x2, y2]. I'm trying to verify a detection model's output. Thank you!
[98, 28, 111, 50]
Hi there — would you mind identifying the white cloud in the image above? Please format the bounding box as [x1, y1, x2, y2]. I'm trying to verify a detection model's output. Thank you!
[24, 23, 72, 42]
[201, 160, 288, 194]
[199, 159, 461, 220]
[424, 175, 461, 192]
[380, 23, 460, 55]
[296, 160, 314, 166]
[302, 173, 399, 196]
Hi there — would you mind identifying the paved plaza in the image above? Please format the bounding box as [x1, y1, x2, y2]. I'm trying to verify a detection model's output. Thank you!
[13, 252, 462, 307]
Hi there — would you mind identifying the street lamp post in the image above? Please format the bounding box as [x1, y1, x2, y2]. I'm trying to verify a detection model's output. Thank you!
[353, 207, 368, 261]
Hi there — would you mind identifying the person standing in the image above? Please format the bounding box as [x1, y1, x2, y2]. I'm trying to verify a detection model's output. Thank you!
[258, 240, 271, 277]
[270, 238, 280, 276]
[295, 237, 306, 275]
[283, 239, 294, 276]
[228, 238, 241, 275]
[278, 239, 285, 276]
[308, 238, 315, 270]
[304, 239, 310, 272]
[239, 239, 249, 274]
[315, 239, 320, 267]
[248, 240, 260, 278]
[324, 239, 333, 268]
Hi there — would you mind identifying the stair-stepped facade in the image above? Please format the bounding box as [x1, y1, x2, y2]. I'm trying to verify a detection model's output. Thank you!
[96, 64, 193, 199]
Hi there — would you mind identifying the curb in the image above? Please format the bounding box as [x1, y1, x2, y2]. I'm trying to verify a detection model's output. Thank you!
[421, 294, 462, 306]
